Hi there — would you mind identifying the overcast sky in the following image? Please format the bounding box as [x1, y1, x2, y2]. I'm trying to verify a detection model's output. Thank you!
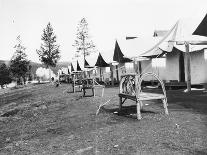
[0, 0, 206, 63]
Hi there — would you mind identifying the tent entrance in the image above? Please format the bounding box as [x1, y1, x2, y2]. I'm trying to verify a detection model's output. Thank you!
[179, 51, 185, 82]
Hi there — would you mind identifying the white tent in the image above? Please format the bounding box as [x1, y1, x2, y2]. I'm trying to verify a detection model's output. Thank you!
[141, 16, 207, 57]
[138, 15, 207, 88]
[116, 37, 162, 59]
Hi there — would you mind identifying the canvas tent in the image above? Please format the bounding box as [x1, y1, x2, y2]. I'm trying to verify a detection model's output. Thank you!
[138, 16, 207, 87]
[113, 40, 132, 63]
[93, 53, 109, 81]
[71, 63, 74, 72]
[84, 59, 93, 68]
[76, 61, 82, 71]
[95, 53, 110, 67]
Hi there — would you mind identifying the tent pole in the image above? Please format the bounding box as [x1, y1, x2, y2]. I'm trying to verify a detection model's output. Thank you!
[133, 59, 138, 74]
[185, 42, 191, 92]
[116, 65, 119, 83]
[110, 63, 114, 86]
[100, 67, 102, 81]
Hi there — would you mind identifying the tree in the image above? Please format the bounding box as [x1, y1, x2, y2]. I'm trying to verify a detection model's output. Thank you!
[37, 22, 60, 81]
[10, 36, 30, 85]
[0, 63, 12, 88]
[73, 18, 96, 62]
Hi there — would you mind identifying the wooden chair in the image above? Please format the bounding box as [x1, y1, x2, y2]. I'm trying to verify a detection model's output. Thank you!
[71, 72, 83, 93]
[82, 78, 105, 97]
[118, 72, 168, 120]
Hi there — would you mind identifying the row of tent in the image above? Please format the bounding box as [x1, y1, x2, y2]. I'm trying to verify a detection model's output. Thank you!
[69, 14, 207, 85]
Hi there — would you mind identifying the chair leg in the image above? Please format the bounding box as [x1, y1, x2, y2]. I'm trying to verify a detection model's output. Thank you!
[93, 88, 95, 97]
[73, 85, 75, 93]
[162, 98, 169, 115]
[137, 101, 142, 120]
[119, 97, 122, 110]
[140, 101, 143, 110]
[101, 87, 104, 97]
[83, 89, 85, 97]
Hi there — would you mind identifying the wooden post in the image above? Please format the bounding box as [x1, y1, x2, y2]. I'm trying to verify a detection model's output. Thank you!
[116, 65, 119, 83]
[133, 59, 138, 74]
[73, 75, 75, 93]
[138, 61, 142, 75]
[110, 63, 114, 86]
[185, 42, 191, 92]
[119, 97, 122, 110]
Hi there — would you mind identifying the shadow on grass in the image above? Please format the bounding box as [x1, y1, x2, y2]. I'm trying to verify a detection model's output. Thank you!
[67, 90, 82, 94]
[100, 105, 158, 119]
[166, 90, 207, 115]
[82, 94, 94, 97]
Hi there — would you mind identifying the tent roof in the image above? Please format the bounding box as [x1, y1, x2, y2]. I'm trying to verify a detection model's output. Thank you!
[115, 36, 164, 59]
[95, 53, 110, 67]
[141, 16, 207, 57]
[71, 63, 74, 72]
[84, 59, 94, 68]
[113, 40, 132, 63]
[76, 61, 82, 71]
[193, 14, 207, 37]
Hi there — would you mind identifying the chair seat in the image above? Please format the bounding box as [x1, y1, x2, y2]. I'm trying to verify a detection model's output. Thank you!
[119, 92, 165, 101]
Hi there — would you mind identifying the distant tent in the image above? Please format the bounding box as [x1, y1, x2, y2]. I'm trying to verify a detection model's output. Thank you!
[71, 63, 74, 72]
[193, 14, 207, 37]
[95, 53, 110, 67]
[84, 59, 94, 68]
[77, 61, 82, 71]
[113, 41, 132, 63]
[153, 30, 168, 37]
[126, 36, 137, 40]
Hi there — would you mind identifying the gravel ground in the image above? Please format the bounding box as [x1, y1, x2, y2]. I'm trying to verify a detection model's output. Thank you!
[0, 83, 207, 155]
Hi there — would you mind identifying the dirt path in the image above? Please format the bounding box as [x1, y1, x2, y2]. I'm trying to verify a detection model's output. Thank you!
[0, 84, 207, 154]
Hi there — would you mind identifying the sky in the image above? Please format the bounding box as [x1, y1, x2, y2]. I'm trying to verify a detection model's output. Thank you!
[0, 0, 207, 63]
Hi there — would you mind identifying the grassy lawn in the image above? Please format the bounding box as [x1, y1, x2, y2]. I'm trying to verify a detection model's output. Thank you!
[0, 83, 207, 155]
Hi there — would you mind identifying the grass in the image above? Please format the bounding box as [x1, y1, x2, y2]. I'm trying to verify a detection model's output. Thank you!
[0, 83, 207, 155]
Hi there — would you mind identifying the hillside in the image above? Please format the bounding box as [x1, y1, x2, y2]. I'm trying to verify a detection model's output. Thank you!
[0, 60, 70, 75]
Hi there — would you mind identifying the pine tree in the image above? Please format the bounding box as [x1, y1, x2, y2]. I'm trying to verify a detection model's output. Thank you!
[73, 18, 96, 60]
[10, 36, 30, 85]
[37, 22, 60, 80]
[0, 63, 12, 88]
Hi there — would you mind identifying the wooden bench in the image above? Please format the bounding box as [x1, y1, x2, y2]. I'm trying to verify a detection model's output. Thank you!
[82, 78, 105, 97]
[118, 72, 168, 120]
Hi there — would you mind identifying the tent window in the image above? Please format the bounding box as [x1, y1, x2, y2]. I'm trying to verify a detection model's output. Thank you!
[125, 62, 134, 69]
[152, 58, 166, 67]
[204, 49, 207, 60]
